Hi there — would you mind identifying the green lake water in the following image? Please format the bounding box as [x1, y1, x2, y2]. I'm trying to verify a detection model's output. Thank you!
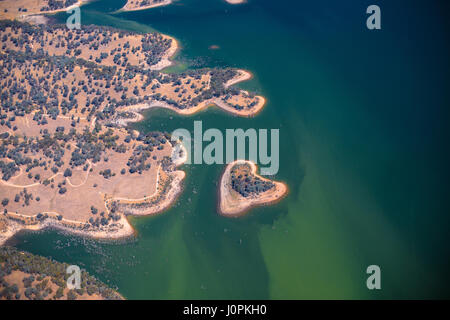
[8, 0, 450, 299]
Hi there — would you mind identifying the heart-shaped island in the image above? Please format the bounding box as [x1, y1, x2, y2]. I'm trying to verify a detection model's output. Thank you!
[219, 160, 288, 216]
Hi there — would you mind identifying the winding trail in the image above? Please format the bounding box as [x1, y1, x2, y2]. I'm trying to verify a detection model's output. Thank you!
[0, 171, 61, 188]
[65, 160, 92, 188]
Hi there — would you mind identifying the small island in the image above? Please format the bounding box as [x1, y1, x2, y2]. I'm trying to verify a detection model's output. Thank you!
[219, 160, 287, 216]
[0, 246, 123, 300]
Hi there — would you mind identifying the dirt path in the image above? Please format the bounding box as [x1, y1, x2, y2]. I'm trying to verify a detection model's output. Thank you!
[65, 160, 92, 188]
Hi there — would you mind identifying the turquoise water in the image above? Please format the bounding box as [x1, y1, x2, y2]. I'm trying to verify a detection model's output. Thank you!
[9, 0, 450, 299]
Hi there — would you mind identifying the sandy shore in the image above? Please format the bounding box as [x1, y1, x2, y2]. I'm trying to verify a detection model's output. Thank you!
[0, 213, 134, 246]
[22, 0, 87, 17]
[213, 96, 266, 117]
[219, 160, 288, 217]
[19, 15, 50, 25]
[119, 0, 172, 12]
[116, 170, 185, 217]
[0, 16, 264, 245]
[104, 142, 187, 218]
[0, 173, 184, 245]
[150, 35, 179, 71]
[0, 0, 88, 22]
[112, 69, 265, 120]
[225, 0, 246, 4]
[115, 93, 265, 121]
[224, 69, 252, 89]
[14, 1, 178, 71]
[0, 142, 188, 246]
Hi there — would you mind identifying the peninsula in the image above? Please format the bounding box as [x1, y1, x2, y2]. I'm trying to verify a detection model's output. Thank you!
[120, 0, 173, 12]
[119, 0, 245, 12]
[0, 16, 266, 244]
[225, 0, 246, 5]
[219, 160, 287, 216]
[0, 0, 89, 21]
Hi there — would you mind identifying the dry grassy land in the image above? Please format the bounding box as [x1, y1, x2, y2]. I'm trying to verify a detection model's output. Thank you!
[0, 0, 87, 20]
[0, 18, 264, 244]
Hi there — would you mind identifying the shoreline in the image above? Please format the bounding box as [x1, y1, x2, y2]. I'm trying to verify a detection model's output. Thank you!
[225, 0, 246, 5]
[116, 95, 265, 120]
[117, 0, 173, 13]
[224, 69, 252, 89]
[0, 143, 188, 246]
[0, 17, 185, 246]
[113, 69, 265, 120]
[0, 15, 266, 245]
[117, 170, 185, 217]
[16, 0, 89, 20]
[0, 213, 135, 246]
[218, 160, 288, 217]
[150, 35, 179, 71]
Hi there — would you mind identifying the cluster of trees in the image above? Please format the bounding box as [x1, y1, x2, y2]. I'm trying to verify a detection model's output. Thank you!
[18, 188, 34, 206]
[1, 19, 171, 71]
[130, 0, 159, 8]
[88, 207, 120, 227]
[0, 281, 20, 300]
[160, 155, 175, 172]
[225, 94, 259, 112]
[0, 130, 70, 181]
[124, 131, 168, 174]
[0, 49, 112, 119]
[230, 164, 274, 198]
[127, 145, 152, 174]
[99, 168, 115, 179]
[1, 20, 255, 132]
[70, 136, 104, 167]
[88, 216, 109, 227]
[40, 0, 78, 12]
[137, 68, 241, 110]
[0, 246, 122, 300]
[0, 159, 19, 181]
